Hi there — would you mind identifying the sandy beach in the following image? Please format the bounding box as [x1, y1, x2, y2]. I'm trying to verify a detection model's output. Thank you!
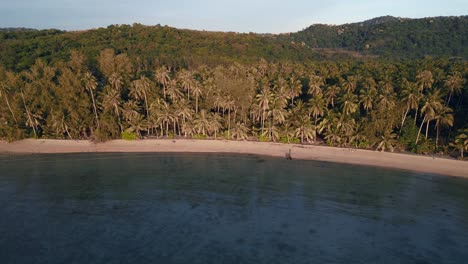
[0, 139, 467, 177]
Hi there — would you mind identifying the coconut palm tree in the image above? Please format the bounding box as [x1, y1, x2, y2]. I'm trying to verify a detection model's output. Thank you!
[340, 92, 359, 117]
[0, 73, 18, 124]
[108, 72, 123, 92]
[342, 75, 359, 94]
[294, 114, 316, 143]
[433, 105, 453, 148]
[399, 79, 420, 128]
[191, 81, 203, 113]
[374, 129, 397, 152]
[444, 72, 464, 105]
[307, 94, 326, 127]
[416, 70, 434, 92]
[287, 75, 302, 105]
[308, 74, 324, 96]
[130, 76, 151, 119]
[49, 111, 72, 139]
[231, 122, 250, 140]
[194, 109, 212, 136]
[325, 85, 340, 108]
[449, 129, 468, 158]
[82, 72, 100, 128]
[154, 65, 171, 99]
[255, 87, 272, 131]
[416, 89, 443, 143]
[19, 88, 38, 137]
[177, 69, 195, 101]
[166, 79, 183, 102]
[157, 101, 175, 136]
[101, 88, 123, 132]
[359, 84, 377, 113]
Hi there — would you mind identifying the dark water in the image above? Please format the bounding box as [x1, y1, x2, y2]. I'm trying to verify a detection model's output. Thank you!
[0, 153, 467, 264]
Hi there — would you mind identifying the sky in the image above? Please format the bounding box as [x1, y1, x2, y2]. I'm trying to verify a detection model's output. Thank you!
[0, 0, 467, 33]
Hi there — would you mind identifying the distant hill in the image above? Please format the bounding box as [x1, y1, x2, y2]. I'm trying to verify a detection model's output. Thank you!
[287, 16, 468, 59]
[0, 16, 466, 71]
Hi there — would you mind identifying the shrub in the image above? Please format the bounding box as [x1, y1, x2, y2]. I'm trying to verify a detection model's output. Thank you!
[121, 131, 138, 140]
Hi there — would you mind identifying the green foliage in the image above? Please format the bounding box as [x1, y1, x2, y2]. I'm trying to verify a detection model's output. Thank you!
[398, 121, 419, 151]
[279, 136, 300, 144]
[121, 130, 138, 141]
[258, 135, 270, 142]
[288, 16, 468, 59]
[192, 134, 207, 140]
[0, 16, 466, 72]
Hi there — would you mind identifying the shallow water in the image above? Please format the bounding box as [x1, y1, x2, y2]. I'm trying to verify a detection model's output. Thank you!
[0, 153, 467, 264]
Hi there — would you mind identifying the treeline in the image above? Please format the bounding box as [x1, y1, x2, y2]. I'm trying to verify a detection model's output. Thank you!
[1, 16, 467, 72]
[1, 49, 467, 157]
[0, 24, 319, 72]
[288, 16, 468, 59]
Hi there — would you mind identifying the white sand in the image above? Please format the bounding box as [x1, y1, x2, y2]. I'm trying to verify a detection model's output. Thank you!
[0, 139, 467, 177]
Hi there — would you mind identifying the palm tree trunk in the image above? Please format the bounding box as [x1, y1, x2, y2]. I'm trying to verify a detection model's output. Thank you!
[416, 116, 426, 144]
[195, 96, 199, 113]
[20, 89, 37, 138]
[4, 96, 18, 124]
[90, 91, 100, 128]
[228, 109, 231, 138]
[414, 108, 418, 125]
[436, 124, 440, 148]
[400, 106, 409, 130]
[425, 120, 430, 140]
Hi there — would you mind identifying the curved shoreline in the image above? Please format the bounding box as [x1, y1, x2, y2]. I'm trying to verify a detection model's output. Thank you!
[0, 139, 467, 177]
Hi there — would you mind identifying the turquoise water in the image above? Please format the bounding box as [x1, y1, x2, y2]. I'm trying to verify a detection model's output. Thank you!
[0, 153, 467, 263]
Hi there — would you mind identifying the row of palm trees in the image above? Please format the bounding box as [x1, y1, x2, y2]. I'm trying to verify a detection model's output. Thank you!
[0, 49, 466, 157]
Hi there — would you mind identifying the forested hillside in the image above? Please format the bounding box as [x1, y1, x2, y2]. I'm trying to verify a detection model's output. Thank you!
[288, 16, 467, 59]
[0, 16, 467, 72]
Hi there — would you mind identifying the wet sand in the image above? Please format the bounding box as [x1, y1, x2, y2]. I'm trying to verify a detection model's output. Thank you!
[0, 139, 467, 177]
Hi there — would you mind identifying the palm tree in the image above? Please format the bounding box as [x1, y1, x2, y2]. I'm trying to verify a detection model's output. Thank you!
[433, 105, 453, 148]
[82, 72, 100, 128]
[49, 111, 72, 139]
[325, 85, 340, 108]
[255, 87, 272, 131]
[108, 72, 123, 92]
[0, 74, 18, 124]
[101, 88, 123, 132]
[307, 94, 326, 127]
[154, 66, 171, 98]
[449, 129, 468, 158]
[130, 76, 151, 119]
[308, 74, 324, 96]
[20, 88, 38, 137]
[191, 81, 203, 113]
[224, 97, 236, 138]
[231, 122, 249, 140]
[416, 89, 443, 143]
[374, 129, 397, 152]
[274, 77, 290, 102]
[340, 92, 359, 117]
[400, 79, 420, 128]
[156, 101, 175, 136]
[166, 79, 183, 102]
[194, 109, 212, 136]
[177, 69, 195, 101]
[294, 114, 316, 143]
[444, 72, 464, 105]
[287, 75, 302, 105]
[342, 76, 359, 94]
[416, 70, 434, 92]
[359, 84, 377, 113]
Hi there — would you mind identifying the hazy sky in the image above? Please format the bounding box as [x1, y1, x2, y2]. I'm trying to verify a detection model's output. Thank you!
[1, 0, 467, 33]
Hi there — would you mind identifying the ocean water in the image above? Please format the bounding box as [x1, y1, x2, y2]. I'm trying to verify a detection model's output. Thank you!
[0, 153, 467, 264]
